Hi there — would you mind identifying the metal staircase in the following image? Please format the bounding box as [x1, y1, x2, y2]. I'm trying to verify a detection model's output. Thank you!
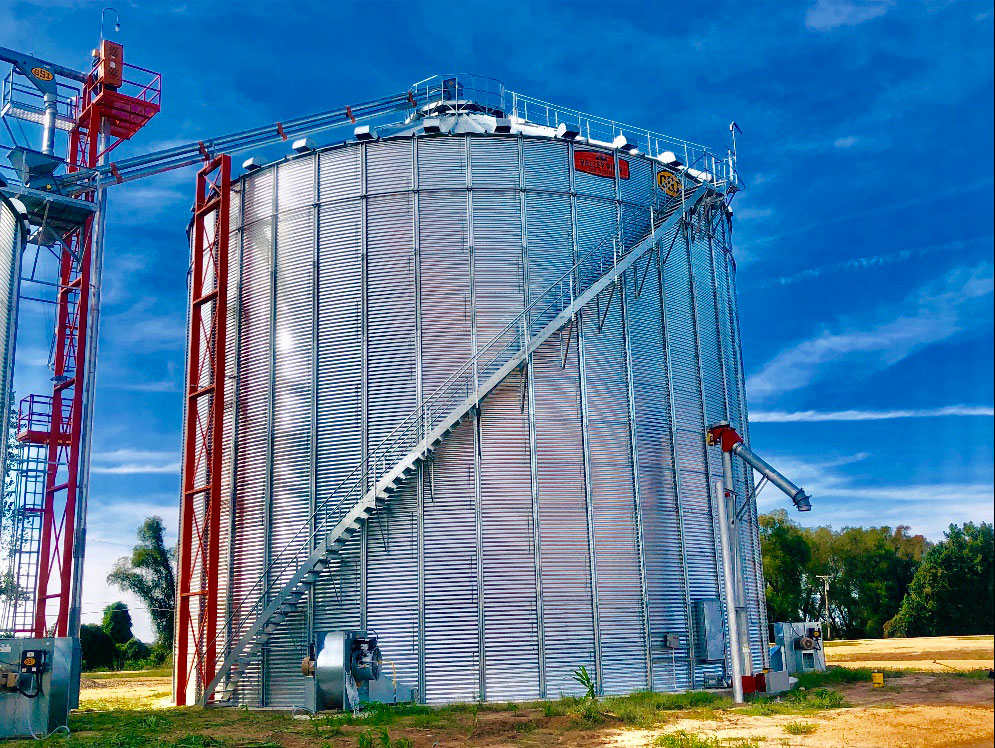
[200, 182, 710, 706]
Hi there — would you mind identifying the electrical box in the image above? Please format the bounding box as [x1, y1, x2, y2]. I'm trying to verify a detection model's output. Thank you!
[771, 622, 826, 675]
[0, 637, 77, 739]
[693, 599, 725, 663]
[97, 40, 123, 88]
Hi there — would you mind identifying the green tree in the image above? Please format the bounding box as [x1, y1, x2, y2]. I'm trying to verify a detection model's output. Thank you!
[758, 513, 928, 638]
[120, 637, 152, 664]
[107, 516, 175, 646]
[759, 509, 813, 622]
[808, 524, 927, 638]
[80, 623, 117, 671]
[101, 601, 134, 645]
[885, 522, 995, 637]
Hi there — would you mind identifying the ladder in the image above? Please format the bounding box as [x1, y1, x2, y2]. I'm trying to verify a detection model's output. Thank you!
[200, 182, 709, 705]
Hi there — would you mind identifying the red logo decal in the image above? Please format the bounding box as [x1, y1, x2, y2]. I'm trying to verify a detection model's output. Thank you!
[574, 150, 630, 180]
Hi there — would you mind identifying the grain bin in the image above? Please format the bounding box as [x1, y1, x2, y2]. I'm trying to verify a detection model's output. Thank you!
[180, 75, 764, 706]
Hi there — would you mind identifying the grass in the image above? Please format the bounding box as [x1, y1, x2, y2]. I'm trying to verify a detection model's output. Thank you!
[794, 664, 992, 688]
[83, 667, 172, 680]
[567, 690, 731, 729]
[783, 720, 817, 735]
[737, 687, 846, 717]
[652, 733, 765, 748]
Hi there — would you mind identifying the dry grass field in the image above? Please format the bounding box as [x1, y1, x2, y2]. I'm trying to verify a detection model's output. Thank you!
[824, 633, 994, 672]
[8, 636, 992, 747]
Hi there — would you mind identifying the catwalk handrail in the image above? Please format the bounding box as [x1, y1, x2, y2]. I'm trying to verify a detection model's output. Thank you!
[201, 182, 710, 697]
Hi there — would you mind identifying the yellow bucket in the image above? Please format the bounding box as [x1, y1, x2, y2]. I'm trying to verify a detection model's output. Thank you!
[872, 672, 884, 688]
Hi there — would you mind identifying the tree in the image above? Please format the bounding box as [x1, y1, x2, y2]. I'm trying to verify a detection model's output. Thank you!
[885, 522, 995, 637]
[79, 623, 116, 671]
[107, 516, 175, 646]
[121, 637, 152, 664]
[101, 601, 134, 645]
[808, 524, 927, 638]
[759, 509, 812, 622]
[758, 512, 929, 638]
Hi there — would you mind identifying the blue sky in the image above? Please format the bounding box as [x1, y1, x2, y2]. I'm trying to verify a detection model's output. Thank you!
[2, 0, 992, 641]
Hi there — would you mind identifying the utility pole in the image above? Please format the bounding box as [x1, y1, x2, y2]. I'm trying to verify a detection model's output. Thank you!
[816, 574, 831, 640]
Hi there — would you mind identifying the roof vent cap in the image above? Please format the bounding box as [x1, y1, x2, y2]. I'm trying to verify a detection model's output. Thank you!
[556, 122, 581, 140]
[423, 117, 442, 134]
[613, 134, 637, 153]
[292, 137, 316, 153]
[658, 151, 681, 166]
[242, 157, 263, 171]
[354, 125, 377, 141]
[494, 118, 513, 134]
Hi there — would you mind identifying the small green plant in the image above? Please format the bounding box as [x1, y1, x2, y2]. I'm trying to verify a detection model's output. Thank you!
[572, 665, 597, 699]
[356, 727, 413, 748]
[784, 720, 817, 735]
[139, 713, 171, 730]
[652, 731, 720, 748]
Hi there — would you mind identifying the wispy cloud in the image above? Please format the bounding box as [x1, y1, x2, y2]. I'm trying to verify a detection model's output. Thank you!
[747, 263, 994, 401]
[752, 405, 994, 423]
[754, 452, 993, 539]
[750, 236, 993, 289]
[805, 0, 894, 31]
[90, 449, 180, 475]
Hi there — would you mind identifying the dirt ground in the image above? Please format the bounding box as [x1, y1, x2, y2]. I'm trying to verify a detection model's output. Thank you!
[825, 634, 994, 671]
[56, 637, 994, 748]
[617, 673, 994, 748]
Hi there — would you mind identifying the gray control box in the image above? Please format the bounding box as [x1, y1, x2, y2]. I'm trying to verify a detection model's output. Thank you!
[0, 637, 77, 739]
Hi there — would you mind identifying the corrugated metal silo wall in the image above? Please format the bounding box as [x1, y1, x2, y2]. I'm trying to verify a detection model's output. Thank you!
[216, 132, 765, 706]
[0, 196, 24, 506]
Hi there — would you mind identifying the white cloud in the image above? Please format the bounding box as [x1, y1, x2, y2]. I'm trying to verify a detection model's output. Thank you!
[805, 0, 894, 31]
[752, 405, 994, 422]
[833, 135, 859, 148]
[91, 448, 180, 475]
[751, 236, 992, 289]
[747, 263, 994, 402]
[754, 452, 994, 539]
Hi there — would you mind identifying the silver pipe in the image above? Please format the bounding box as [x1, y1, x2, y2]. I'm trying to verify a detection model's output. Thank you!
[41, 92, 58, 155]
[731, 443, 811, 511]
[715, 479, 744, 704]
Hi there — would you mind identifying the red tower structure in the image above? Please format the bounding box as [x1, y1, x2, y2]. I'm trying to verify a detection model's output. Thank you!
[175, 154, 231, 705]
[14, 40, 160, 637]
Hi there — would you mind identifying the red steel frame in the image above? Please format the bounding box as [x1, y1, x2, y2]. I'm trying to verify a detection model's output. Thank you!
[175, 155, 231, 705]
[17, 54, 160, 638]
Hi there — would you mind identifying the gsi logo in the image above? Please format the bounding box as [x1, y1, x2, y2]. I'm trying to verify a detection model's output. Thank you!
[31, 67, 54, 82]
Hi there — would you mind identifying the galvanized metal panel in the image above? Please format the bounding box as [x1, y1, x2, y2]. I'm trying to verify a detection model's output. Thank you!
[230, 168, 274, 704]
[313, 197, 364, 635]
[525, 187, 596, 697]
[418, 136, 467, 191]
[624, 252, 692, 691]
[0, 198, 21, 478]
[470, 136, 519, 190]
[422, 423, 479, 702]
[264, 186, 314, 706]
[471, 189, 539, 700]
[367, 139, 412, 195]
[364, 187, 420, 695]
[319, 146, 361, 203]
[522, 139, 570, 194]
[661, 227, 723, 686]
